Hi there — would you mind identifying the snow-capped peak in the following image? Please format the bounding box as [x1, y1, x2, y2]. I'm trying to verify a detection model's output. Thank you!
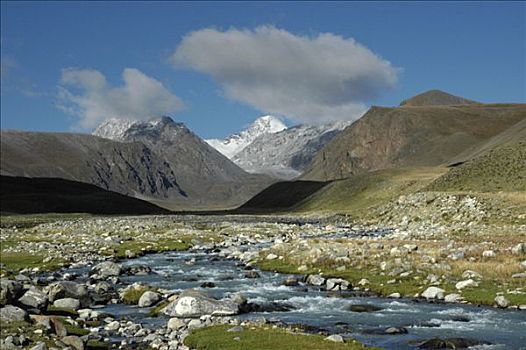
[205, 115, 287, 159]
[93, 116, 177, 141]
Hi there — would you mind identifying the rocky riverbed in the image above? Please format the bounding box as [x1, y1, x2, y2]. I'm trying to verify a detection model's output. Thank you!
[1, 214, 525, 349]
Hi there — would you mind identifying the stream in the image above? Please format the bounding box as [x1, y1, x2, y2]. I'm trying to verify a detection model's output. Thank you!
[73, 244, 526, 350]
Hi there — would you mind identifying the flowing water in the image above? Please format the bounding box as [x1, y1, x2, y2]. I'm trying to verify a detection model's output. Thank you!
[85, 247, 526, 350]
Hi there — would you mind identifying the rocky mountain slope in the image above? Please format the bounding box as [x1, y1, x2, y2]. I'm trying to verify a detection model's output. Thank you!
[2, 117, 274, 210]
[301, 91, 526, 181]
[1, 130, 185, 199]
[206, 115, 349, 179]
[232, 122, 349, 179]
[205, 115, 287, 159]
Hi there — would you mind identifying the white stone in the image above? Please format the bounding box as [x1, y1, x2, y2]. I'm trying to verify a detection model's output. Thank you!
[421, 287, 445, 300]
[495, 295, 509, 308]
[325, 335, 344, 343]
[455, 279, 479, 290]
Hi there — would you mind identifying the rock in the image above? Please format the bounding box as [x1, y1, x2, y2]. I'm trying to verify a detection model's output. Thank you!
[123, 264, 152, 276]
[326, 278, 350, 291]
[283, 277, 299, 286]
[167, 317, 186, 331]
[187, 319, 204, 330]
[62, 336, 84, 350]
[91, 261, 122, 278]
[124, 250, 136, 259]
[325, 335, 344, 343]
[461, 270, 482, 279]
[455, 279, 478, 290]
[18, 287, 48, 310]
[50, 318, 67, 336]
[241, 301, 295, 313]
[244, 271, 260, 279]
[266, 253, 278, 260]
[494, 295, 509, 308]
[0, 279, 23, 306]
[511, 243, 526, 255]
[388, 293, 401, 298]
[358, 278, 369, 286]
[138, 291, 161, 307]
[512, 272, 526, 279]
[305, 274, 325, 286]
[30, 342, 47, 350]
[421, 287, 445, 300]
[227, 326, 244, 332]
[520, 260, 526, 270]
[444, 294, 463, 303]
[482, 250, 496, 258]
[105, 320, 120, 331]
[53, 298, 81, 310]
[384, 327, 408, 334]
[46, 281, 89, 306]
[348, 304, 383, 313]
[0, 305, 27, 322]
[161, 290, 245, 318]
[200, 282, 216, 288]
[418, 338, 490, 349]
[297, 265, 308, 272]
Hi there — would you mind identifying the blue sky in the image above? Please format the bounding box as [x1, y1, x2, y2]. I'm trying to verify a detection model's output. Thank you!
[1, 1, 524, 139]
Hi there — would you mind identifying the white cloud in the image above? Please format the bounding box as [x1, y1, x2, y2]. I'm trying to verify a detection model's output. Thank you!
[57, 68, 184, 129]
[172, 26, 399, 123]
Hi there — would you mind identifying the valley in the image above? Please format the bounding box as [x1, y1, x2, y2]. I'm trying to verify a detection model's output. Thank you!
[2, 90, 525, 350]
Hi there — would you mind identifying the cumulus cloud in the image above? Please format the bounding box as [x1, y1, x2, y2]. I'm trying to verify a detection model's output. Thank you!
[57, 68, 183, 129]
[172, 26, 399, 123]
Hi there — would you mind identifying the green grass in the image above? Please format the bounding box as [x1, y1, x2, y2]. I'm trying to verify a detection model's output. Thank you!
[295, 167, 446, 215]
[0, 251, 67, 273]
[184, 325, 379, 350]
[86, 340, 109, 350]
[148, 300, 171, 316]
[113, 236, 193, 259]
[460, 281, 526, 306]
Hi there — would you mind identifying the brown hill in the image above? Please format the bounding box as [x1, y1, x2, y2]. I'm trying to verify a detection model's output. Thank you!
[301, 101, 526, 181]
[399, 89, 478, 106]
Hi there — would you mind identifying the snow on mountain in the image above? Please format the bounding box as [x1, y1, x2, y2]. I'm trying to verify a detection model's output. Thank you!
[232, 122, 350, 179]
[92, 116, 180, 142]
[205, 115, 287, 158]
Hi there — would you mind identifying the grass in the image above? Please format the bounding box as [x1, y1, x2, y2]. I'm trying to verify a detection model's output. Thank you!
[184, 325, 379, 350]
[294, 167, 446, 216]
[0, 251, 67, 274]
[113, 237, 192, 259]
[148, 300, 171, 316]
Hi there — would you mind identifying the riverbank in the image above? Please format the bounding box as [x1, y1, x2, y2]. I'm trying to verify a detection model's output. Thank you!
[1, 213, 525, 350]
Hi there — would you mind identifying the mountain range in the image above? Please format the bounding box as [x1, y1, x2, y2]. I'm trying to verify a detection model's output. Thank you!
[1, 89, 524, 214]
[206, 116, 349, 179]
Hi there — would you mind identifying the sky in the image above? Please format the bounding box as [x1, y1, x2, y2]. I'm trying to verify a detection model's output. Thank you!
[1, 1, 525, 139]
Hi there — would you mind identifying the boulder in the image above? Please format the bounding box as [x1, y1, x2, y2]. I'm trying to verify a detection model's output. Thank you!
[45, 281, 88, 306]
[444, 294, 463, 303]
[167, 317, 186, 330]
[511, 243, 526, 255]
[30, 342, 47, 350]
[244, 271, 260, 279]
[138, 291, 161, 307]
[305, 274, 325, 286]
[326, 278, 350, 291]
[494, 295, 509, 308]
[53, 298, 81, 310]
[348, 304, 383, 313]
[123, 264, 152, 276]
[0, 305, 27, 322]
[91, 261, 122, 278]
[61, 336, 84, 350]
[266, 253, 278, 260]
[161, 290, 245, 318]
[18, 287, 48, 310]
[0, 279, 23, 306]
[283, 277, 299, 286]
[325, 335, 344, 343]
[455, 279, 478, 290]
[482, 250, 496, 258]
[421, 287, 445, 300]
